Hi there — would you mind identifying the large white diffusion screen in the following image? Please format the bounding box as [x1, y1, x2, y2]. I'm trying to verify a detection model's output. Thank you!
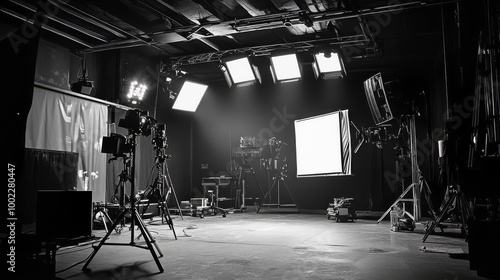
[295, 110, 351, 177]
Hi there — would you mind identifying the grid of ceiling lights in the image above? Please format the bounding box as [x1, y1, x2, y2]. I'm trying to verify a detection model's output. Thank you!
[159, 50, 344, 112]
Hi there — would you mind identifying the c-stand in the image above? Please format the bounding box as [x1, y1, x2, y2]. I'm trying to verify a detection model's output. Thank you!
[83, 133, 164, 273]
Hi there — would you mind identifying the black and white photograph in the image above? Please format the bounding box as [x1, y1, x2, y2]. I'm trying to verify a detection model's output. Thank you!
[2, 0, 499, 279]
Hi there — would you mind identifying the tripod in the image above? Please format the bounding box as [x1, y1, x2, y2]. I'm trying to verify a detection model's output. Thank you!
[422, 185, 474, 242]
[139, 155, 179, 239]
[257, 160, 300, 213]
[83, 134, 164, 273]
[234, 154, 265, 212]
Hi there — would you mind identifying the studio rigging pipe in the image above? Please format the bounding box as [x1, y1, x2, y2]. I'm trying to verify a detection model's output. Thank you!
[440, 0, 450, 120]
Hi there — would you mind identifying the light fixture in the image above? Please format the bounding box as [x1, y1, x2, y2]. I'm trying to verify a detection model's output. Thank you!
[269, 51, 302, 83]
[71, 54, 94, 95]
[312, 52, 345, 80]
[71, 78, 94, 95]
[170, 76, 208, 112]
[220, 55, 261, 88]
[126, 80, 147, 105]
[363, 72, 393, 125]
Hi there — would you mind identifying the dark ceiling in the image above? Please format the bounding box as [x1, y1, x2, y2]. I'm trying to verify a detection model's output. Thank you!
[1, 0, 455, 81]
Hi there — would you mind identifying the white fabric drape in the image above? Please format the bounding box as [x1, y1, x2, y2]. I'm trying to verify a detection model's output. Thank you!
[25, 86, 108, 202]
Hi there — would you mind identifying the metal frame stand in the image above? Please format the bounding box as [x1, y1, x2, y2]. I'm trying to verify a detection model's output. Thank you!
[82, 135, 164, 273]
[139, 172, 177, 239]
[257, 171, 300, 213]
[199, 186, 228, 218]
[378, 113, 423, 223]
[422, 185, 474, 242]
[234, 156, 265, 212]
[377, 173, 435, 223]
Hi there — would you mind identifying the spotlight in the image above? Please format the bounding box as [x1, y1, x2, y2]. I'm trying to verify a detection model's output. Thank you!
[220, 55, 261, 87]
[269, 51, 302, 83]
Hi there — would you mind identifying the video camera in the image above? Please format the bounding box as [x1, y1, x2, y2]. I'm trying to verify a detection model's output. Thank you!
[117, 109, 156, 136]
[101, 109, 158, 157]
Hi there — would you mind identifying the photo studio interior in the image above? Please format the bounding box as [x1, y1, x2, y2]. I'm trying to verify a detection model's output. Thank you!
[2, 0, 499, 279]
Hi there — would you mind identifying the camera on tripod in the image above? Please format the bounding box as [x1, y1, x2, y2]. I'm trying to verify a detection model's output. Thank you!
[101, 109, 158, 158]
[117, 108, 156, 137]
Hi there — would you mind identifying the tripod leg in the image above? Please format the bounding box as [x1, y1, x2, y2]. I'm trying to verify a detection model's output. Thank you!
[152, 186, 177, 239]
[164, 169, 183, 220]
[281, 180, 301, 213]
[133, 209, 163, 257]
[258, 178, 278, 213]
[421, 179, 437, 219]
[162, 201, 177, 239]
[132, 209, 164, 272]
[168, 182, 183, 220]
[82, 208, 129, 270]
[235, 167, 243, 210]
[422, 192, 457, 242]
[99, 209, 114, 233]
[251, 168, 266, 198]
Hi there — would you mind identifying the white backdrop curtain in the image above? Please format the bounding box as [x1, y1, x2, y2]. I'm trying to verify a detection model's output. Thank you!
[25, 86, 108, 202]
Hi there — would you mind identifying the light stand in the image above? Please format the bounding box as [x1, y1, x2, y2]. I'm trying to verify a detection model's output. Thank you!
[377, 113, 429, 224]
[82, 133, 164, 273]
[422, 138, 474, 242]
[257, 139, 300, 213]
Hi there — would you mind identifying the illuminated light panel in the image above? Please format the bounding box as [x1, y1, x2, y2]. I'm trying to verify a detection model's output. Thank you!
[127, 81, 147, 104]
[270, 53, 301, 82]
[314, 52, 342, 73]
[172, 80, 208, 112]
[312, 52, 344, 79]
[295, 110, 351, 177]
[225, 57, 256, 84]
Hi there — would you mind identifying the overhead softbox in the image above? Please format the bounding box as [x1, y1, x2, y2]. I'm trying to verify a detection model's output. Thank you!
[294, 110, 352, 177]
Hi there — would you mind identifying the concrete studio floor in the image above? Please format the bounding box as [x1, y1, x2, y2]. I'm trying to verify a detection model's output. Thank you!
[28, 207, 496, 280]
